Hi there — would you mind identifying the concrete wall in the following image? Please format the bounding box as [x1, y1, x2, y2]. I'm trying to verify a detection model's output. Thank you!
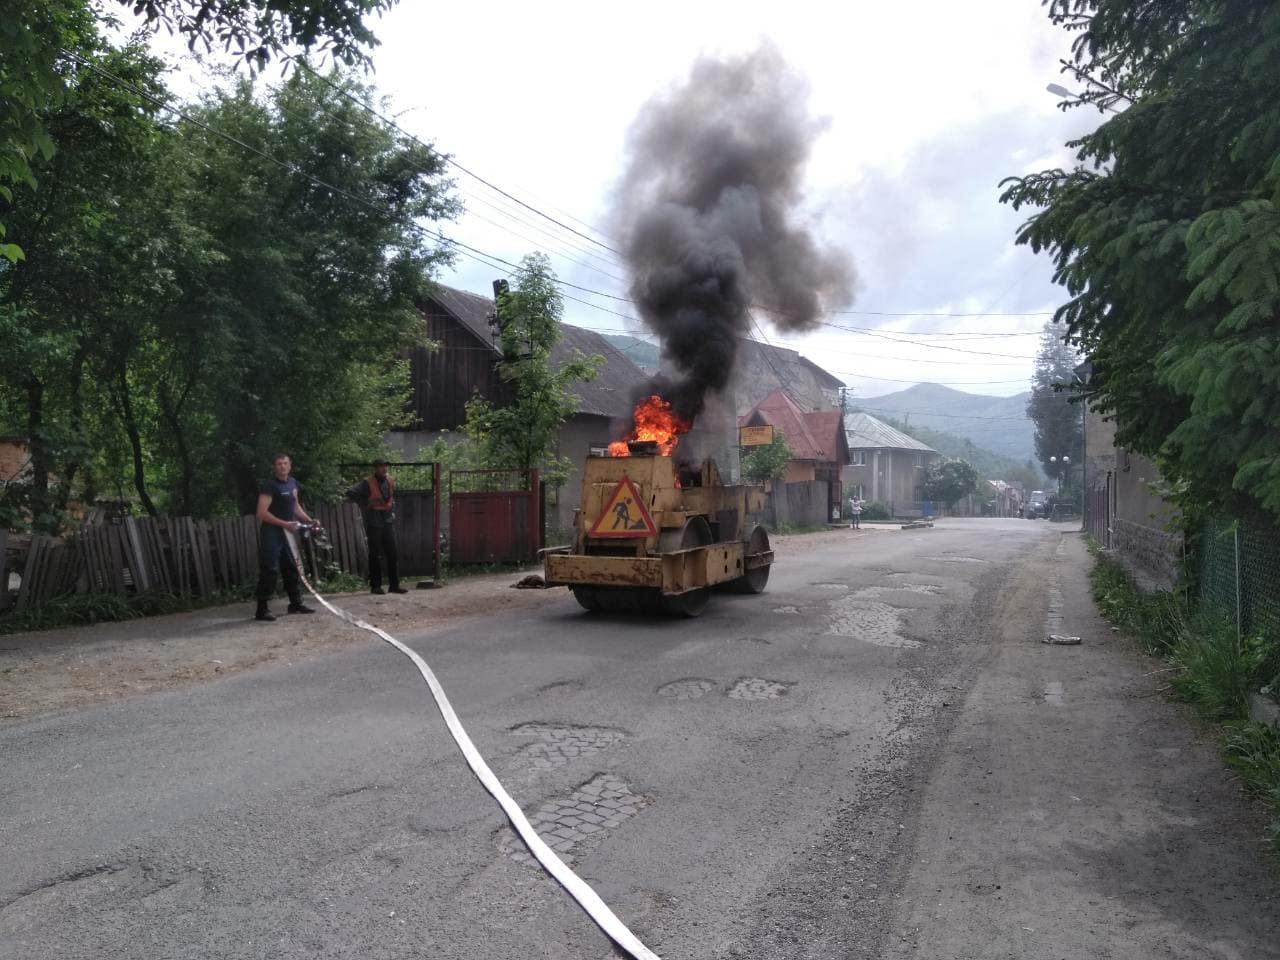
[1083, 403, 1117, 492]
[842, 449, 937, 510]
[1110, 448, 1181, 588]
[766, 479, 829, 528]
[0, 438, 29, 482]
[784, 461, 816, 484]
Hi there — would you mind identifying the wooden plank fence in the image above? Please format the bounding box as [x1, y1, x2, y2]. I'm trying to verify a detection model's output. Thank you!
[3, 503, 368, 610]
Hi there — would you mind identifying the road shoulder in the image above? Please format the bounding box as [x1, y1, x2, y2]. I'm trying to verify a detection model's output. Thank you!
[883, 533, 1279, 959]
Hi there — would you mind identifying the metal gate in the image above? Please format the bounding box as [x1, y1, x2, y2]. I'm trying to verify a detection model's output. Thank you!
[448, 469, 540, 564]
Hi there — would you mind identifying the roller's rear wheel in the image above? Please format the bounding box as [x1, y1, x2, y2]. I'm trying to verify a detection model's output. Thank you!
[657, 516, 713, 618]
[727, 525, 771, 594]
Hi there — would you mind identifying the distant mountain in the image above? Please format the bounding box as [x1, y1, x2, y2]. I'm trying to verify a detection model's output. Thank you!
[867, 412, 1043, 486]
[854, 383, 1035, 466]
[602, 334, 659, 372]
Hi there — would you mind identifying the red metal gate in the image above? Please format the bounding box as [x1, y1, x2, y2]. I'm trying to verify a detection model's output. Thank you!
[448, 469, 541, 564]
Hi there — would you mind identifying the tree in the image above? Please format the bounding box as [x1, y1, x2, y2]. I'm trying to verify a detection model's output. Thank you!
[164, 66, 457, 513]
[463, 255, 603, 485]
[923, 458, 980, 509]
[0, 30, 176, 531]
[1, 41, 458, 529]
[1001, 0, 1280, 519]
[740, 431, 793, 485]
[1, 0, 396, 262]
[1026, 321, 1083, 491]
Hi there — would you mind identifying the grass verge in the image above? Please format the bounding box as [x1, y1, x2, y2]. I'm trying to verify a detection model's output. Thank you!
[0, 572, 361, 636]
[1089, 546, 1280, 851]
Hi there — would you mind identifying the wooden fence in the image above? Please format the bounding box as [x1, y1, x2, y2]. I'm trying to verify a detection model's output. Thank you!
[1, 503, 368, 612]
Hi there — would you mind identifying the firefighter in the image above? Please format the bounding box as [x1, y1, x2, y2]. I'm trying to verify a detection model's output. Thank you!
[347, 459, 406, 595]
[254, 453, 317, 622]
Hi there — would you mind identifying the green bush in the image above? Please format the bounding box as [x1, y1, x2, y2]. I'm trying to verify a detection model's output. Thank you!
[1168, 618, 1257, 722]
[860, 500, 891, 521]
[1222, 723, 1280, 850]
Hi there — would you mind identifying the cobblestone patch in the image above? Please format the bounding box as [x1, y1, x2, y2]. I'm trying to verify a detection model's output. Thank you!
[773, 605, 802, 614]
[826, 595, 922, 649]
[856, 583, 944, 601]
[509, 723, 627, 771]
[499, 774, 649, 865]
[727, 677, 794, 700]
[810, 582, 849, 591]
[657, 678, 717, 700]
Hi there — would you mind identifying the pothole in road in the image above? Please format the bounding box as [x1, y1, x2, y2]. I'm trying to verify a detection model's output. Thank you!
[657, 678, 717, 700]
[826, 597, 922, 649]
[508, 723, 627, 771]
[810, 582, 849, 591]
[773, 605, 802, 614]
[498, 773, 649, 866]
[727, 678, 794, 700]
[919, 556, 989, 564]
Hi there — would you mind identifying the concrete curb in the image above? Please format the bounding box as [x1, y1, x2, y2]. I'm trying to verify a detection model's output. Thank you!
[1249, 693, 1280, 728]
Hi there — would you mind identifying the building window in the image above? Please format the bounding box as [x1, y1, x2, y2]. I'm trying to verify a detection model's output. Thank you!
[914, 453, 924, 468]
[851, 450, 867, 466]
[914, 486, 924, 501]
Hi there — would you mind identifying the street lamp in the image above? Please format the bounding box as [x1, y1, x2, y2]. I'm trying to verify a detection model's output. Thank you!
[1049, 455, 1071, 496]
[1047, 82, 1123, 114]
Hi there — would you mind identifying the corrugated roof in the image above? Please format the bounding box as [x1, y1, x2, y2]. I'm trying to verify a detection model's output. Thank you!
[427, 285, 498, 345]
[424, 284, 646, 420]
[844, 412, 935, 452]
[551, 324, 648, 419]
[732, 339, 844, 415]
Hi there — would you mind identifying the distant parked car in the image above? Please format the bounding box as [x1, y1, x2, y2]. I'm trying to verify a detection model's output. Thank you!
[1025, 491, 1048, 519]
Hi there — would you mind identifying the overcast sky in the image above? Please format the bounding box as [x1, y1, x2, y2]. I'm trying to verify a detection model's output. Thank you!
[131, 0, 1102, 403]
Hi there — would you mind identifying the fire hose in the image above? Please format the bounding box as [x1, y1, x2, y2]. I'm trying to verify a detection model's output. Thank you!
[285, 526, 661, 960]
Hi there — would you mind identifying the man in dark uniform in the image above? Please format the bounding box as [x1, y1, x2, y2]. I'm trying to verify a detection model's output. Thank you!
[255, 453, 317, 622]
[347, 459, 406, 595]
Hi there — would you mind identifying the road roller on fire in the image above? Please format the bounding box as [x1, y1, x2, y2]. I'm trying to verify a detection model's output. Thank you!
[543, 418, 775, 617]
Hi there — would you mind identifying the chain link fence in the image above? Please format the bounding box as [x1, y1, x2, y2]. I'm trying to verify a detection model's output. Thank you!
[1199, 511, 1280, 638]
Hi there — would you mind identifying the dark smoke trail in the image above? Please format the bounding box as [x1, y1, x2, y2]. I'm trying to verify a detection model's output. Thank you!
[612, 44, 856, 425]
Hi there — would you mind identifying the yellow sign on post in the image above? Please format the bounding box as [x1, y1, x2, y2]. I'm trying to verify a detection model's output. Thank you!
[739, 424, 775, 447]
[589, 476, 657, 538]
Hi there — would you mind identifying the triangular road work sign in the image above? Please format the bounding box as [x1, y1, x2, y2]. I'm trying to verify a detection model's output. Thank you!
[589, 475, 657, 538]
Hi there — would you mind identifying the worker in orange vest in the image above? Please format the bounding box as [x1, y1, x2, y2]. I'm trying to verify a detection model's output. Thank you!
[346, 459, 406, 595]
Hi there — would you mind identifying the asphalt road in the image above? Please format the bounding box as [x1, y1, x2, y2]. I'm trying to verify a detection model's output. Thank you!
[1, 519, 1274, 960]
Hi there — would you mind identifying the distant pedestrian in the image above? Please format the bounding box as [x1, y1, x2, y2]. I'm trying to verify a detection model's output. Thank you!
[255, 453, 317, 622]
[849, 497, 862, 529]
[347, 459, 406, 595]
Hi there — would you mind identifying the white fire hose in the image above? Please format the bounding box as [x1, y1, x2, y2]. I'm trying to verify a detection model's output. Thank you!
[285, 528, 661, 960]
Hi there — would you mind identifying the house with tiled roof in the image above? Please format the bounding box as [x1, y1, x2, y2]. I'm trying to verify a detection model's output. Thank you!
[843, 411, 939, 514]
[740, 389, 848, 521]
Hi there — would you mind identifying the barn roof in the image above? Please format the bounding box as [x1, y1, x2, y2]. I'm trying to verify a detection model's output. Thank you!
[423, 284, 647, 420]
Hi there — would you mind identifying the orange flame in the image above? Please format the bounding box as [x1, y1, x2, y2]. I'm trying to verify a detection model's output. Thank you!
[609, 395, 690, 457]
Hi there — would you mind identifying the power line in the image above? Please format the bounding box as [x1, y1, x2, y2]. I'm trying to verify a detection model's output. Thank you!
[77, 48, 1052, 374]
[297, 63, 623, 257]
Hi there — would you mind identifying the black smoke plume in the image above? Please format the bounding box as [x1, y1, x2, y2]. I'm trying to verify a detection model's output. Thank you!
[612, 44, 856, 425]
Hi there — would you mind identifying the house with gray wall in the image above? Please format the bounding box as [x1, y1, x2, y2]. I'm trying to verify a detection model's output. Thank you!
[843, 413, 939, 516]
